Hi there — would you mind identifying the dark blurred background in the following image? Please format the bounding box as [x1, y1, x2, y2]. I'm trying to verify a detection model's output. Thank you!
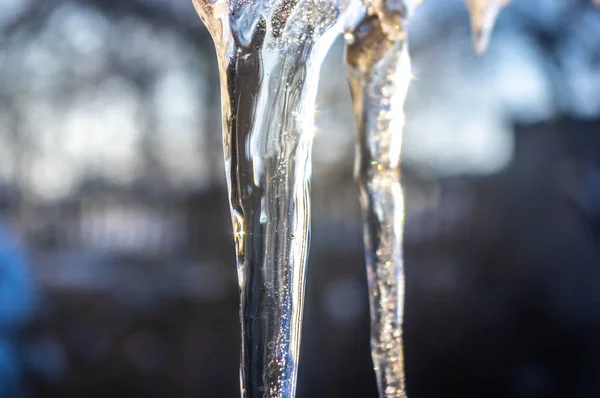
[1, 0, 600, 397]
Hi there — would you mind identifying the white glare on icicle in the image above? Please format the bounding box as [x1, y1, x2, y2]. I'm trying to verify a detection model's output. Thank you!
[464, 0, 509, 54]
[191, 0, 363, 397]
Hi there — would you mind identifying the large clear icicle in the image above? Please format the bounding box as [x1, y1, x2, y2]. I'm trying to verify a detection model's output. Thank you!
[344, 1, 418, 396]
[464, 0, 508, 54]
[192, 0, 363, 396]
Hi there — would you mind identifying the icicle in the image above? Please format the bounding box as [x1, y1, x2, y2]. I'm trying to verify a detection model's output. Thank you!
[192, 0, 364, 396]
[344, 1, 419, 396]
[464, 0, 508, 54]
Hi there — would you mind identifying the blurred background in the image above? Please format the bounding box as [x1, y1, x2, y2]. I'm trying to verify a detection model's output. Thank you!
[0, 0, 600, 397]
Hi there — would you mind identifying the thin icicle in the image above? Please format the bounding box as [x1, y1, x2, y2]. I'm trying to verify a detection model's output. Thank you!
[345, 0, 419, 396]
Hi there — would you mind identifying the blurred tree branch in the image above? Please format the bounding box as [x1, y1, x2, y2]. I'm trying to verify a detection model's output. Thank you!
[2, 0, 213, 54]
[78, 0, 214, 52]
[1, 0, 58, 39]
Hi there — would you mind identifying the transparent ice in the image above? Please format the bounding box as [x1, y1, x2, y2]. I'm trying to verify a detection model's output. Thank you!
[345, 0, 419, 396]
[192, 0, 510, 395]
[191, 0, 363, 396]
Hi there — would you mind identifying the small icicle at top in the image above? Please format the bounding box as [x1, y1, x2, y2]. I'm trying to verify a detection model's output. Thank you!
[464, 0, 508, 55]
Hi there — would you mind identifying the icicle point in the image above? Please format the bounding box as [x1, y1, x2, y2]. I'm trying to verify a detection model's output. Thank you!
[464, 0, 508, 55]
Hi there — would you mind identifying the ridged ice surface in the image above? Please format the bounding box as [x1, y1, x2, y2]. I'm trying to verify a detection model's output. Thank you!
[193, 0, 512, 395]
[345, 1, 418, 396]
[464, 0, 508, 54]
[192, 0, 363, 397]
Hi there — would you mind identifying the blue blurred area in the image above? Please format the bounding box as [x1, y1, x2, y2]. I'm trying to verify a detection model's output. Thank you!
[0, 221, 36, 331]
[0, 218, 36, 397]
